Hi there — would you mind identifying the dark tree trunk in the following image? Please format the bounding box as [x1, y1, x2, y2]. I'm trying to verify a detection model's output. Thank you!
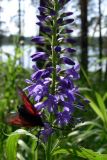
[80, 0, 88, 74]
[105, 62, 107, 80]
[98, 0, 103, 80]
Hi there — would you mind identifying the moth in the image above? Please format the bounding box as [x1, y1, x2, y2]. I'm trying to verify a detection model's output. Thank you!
[7, 87, 44, 128]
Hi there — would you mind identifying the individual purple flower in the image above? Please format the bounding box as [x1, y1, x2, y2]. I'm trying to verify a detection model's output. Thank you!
[60, 56, 75, 65]
[34, 101, 45, 111]
[63, 29, 73, 33]
[49, 9, 56, 16]
[57, 18, 63, 25]
[65, 38, 76, 44]
[58, 0, 71, 7]
[37, 15, 47, 21]
[31, 68, 52, 81]
[56, 111, 71, 126]
[31, 36, 45, 44]
[42, 26, 52, 33]
[40, 123, 54, 142]
[57, 18, 74, 26]
[43, 94, 58, 113]
[60, 12, 73, 18]
[63, 48, 76, 53]
[26, 81, 49, 102]
[38, 6, 47, 13]
[65, 64, 80, 79]
[36, 22, 44, 27]
[63, 19, 74, 25]
[31, 70, 45, 81]
[54, 46, 61, 52]
[31, 52, 48, 61]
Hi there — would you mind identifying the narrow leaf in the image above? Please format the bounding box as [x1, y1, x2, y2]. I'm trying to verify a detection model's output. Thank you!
[52, 148, 69, 156]
[87, 97, 104, 121]
[95, 92, 107, 125]
[6, 129, 37, 160]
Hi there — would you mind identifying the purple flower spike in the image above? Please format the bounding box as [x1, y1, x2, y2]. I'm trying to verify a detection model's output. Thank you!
[23, 0, 89, 141]
[61, 56, 75, 65]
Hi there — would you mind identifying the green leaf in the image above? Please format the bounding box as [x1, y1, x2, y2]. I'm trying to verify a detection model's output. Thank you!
[103, 92, 107, 102]
[51, 139, 60, 154]
[52, 148, 69, 156]
[95, 92, 107, 125]
[75, 121, 102, 129]
[17, 153, 25, 160]
[52, 146, 107, 160]
[18, 139, 31, 153]
[6, 133, 20, 160]
[87, 96, 104, 121]
[6, 129, 37, 160]
[76, 147, 107, 160]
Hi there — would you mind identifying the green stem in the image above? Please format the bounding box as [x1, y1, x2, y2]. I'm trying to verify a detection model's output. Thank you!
[46, 1, 58, 160]
[46, 136, 52, 160]
[51, 0, 58, 95]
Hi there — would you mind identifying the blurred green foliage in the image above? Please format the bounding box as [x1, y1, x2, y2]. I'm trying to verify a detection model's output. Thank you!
[0, 47, 30, 159]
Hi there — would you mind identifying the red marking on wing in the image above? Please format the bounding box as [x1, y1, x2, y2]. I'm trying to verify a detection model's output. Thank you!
[17, 87, 39, 115]
[7, 113, 35, 127]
